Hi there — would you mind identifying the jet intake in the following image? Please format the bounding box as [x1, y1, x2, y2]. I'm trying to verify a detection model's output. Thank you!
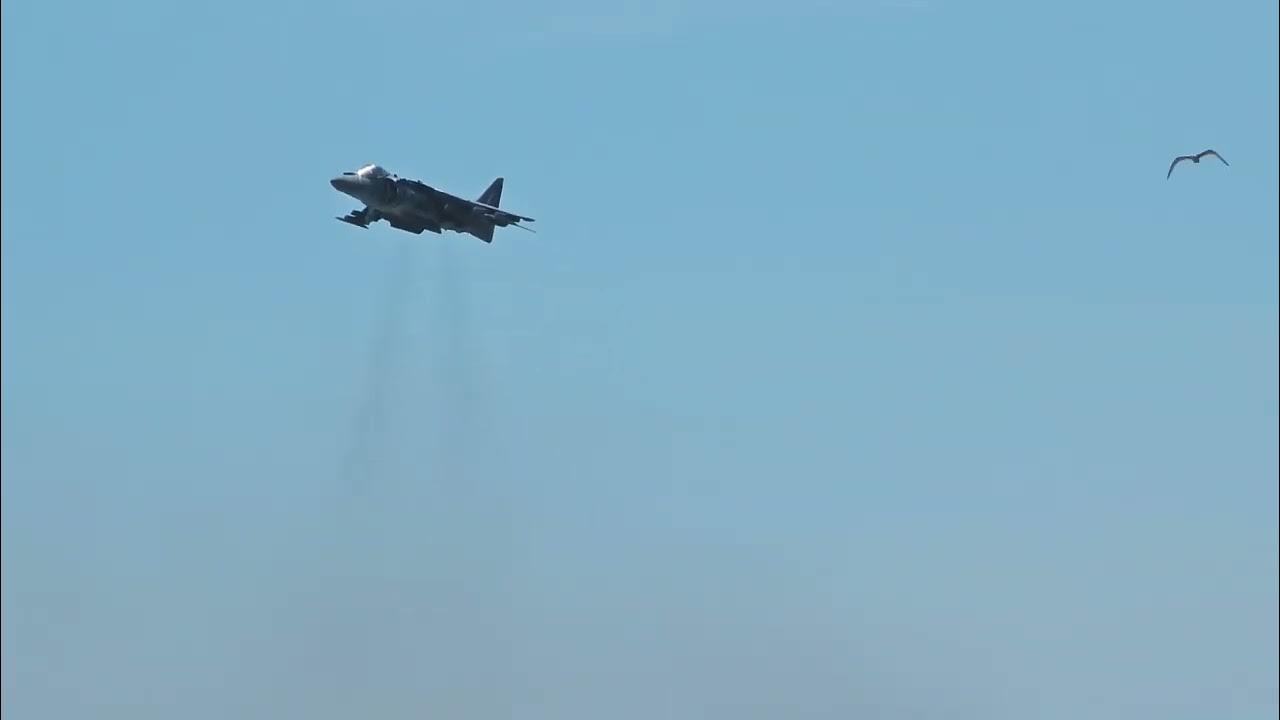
[381, 178, 398, 203]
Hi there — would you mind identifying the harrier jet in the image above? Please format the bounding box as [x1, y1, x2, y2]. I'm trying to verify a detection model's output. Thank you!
[330, 164, 535, 243]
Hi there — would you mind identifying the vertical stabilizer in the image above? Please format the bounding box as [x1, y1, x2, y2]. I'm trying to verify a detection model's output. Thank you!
[477, 177, 503, 207]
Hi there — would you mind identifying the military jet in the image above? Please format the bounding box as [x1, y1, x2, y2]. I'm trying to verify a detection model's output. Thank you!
[330, 164, 535, 243]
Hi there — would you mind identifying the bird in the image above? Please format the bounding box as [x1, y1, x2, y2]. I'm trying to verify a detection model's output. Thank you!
[1167, 149, 1229, 179]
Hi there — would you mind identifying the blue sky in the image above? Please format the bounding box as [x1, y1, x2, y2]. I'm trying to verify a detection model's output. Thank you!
[2, 0, 1277, 716]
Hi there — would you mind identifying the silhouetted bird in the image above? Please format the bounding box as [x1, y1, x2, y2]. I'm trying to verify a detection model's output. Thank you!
[1167, 149, 1229, 179]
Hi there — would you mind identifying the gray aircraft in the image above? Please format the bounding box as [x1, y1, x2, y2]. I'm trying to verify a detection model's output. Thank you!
[330, 163, 535, 243]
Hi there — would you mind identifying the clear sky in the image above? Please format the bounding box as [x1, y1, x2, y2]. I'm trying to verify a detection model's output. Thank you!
[2, 0, 1277, 716]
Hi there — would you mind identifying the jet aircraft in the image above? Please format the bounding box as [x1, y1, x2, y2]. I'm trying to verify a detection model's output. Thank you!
[330, 164, 535, 243]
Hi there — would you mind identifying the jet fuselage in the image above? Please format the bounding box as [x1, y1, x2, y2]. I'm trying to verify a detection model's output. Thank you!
[330, 164, 533, 243]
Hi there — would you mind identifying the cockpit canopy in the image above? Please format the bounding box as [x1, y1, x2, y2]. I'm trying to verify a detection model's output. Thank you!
[355, 164, 391, 179]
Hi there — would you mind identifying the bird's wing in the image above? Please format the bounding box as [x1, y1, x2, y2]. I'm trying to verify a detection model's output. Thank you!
[1200, 149, 1229, 166]
[1167, 156, 1190, 178]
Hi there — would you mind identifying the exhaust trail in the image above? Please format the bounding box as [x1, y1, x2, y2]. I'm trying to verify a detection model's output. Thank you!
[338, 239, 418, 495]
[319, 238, 517, 712]
[426, 240, 482, 485]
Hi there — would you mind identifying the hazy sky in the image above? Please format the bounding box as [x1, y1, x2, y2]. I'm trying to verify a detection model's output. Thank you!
[2, 0, 1277, 717]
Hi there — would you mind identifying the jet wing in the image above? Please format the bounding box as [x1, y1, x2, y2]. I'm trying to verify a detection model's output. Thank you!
[336, 206, 379, 227]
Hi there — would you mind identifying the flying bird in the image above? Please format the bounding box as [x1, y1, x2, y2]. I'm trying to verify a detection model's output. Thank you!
[1167, 149, 1229, 179]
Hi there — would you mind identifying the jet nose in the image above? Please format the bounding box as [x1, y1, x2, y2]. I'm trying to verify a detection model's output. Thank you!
[331, 174, 365, 196]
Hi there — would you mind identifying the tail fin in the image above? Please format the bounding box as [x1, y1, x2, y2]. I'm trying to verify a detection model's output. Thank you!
[477, 177, 503, 207]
